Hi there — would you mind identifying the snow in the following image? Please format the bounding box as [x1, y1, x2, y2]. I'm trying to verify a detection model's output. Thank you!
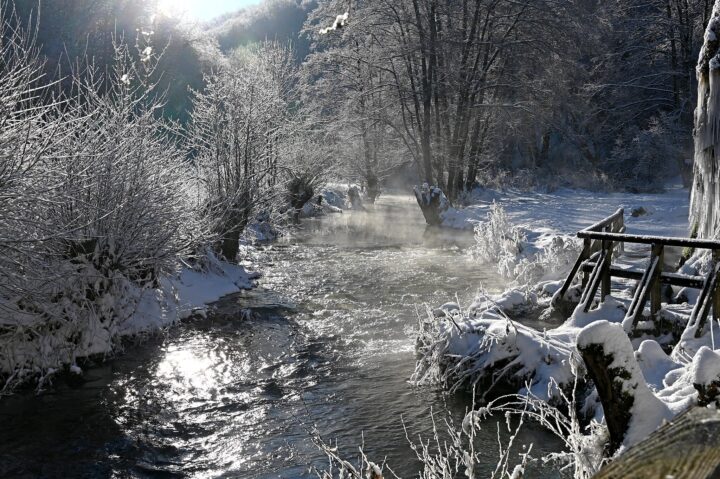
[577, 321, 673, 449]
[441, 183, 689, 240]
[689, 346, 720, 385]
[319, 12, 349, 34]
[564, 296, 626, 329]
[296, 184, 350, 219]
[0, 251, 258, 389]
[653, 346, 720, 415]
[120, 253, 258, 335]
[634, 340, 682, 390]
[460, 182, 689, 288]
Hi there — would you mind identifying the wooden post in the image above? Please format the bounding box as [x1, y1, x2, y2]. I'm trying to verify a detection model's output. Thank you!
[594, 407, 720, 479]
[602, 227, 613, 300]
[617, 213, 626, 256]
[582, 249, 609, 312]
[622, 245, 663, 333]
[582, 238, 591, 289]
[651, 244, 664, 320]
[690, 262, 720, 338]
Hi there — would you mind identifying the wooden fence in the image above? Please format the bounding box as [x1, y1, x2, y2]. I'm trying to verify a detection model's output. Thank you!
[554, 208, 720, 336]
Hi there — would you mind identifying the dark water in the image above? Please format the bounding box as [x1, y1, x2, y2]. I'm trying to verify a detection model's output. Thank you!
[0, 194, 562, 478]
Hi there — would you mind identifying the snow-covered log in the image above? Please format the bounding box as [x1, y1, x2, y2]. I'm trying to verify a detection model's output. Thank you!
[594, 407, 720, 479]
[577, 321, 672, 454]
[690, 0, 720, 240]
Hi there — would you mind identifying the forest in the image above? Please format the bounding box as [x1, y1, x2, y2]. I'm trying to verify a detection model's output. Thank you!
[3, 0, 720, 477]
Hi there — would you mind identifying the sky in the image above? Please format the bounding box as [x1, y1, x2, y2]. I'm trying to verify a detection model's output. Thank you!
[157, 0, 264, 21]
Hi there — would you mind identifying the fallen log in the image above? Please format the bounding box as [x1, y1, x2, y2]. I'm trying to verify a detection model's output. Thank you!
[595, 407, 720, 479]
[576, 321, 671, 454]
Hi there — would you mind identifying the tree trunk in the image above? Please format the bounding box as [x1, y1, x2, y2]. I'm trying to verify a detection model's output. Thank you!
[691, 1, 720, 239]
[413, 185, 449, 226]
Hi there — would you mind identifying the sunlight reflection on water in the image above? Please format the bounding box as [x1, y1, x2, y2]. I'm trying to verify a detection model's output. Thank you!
[0, 193, 563, 479]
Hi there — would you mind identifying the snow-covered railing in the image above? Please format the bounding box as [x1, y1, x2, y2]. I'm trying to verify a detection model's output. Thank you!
[554, 209, 720, 338]
[554, 208, 625, 311]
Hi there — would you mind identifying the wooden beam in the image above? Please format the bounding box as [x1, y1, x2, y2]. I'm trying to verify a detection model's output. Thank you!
[691, 262, 720, 338]
[577, 231, 720, 250]
[595, 407, 720, 479]
[623, 248, 662, 332]
[581, 249, 609, 312]
[583, 208, 624, 232]
[602, 236, 613, 299]
[651, 244, 664, 320]
[553, 240, 591, 305]
[579, 264, 705, 289]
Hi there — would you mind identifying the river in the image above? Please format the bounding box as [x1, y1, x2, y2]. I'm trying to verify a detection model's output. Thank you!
[0, 194, 562, 478]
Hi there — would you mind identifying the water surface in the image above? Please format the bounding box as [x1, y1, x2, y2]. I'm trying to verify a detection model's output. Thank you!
[0, 194, 562, 478]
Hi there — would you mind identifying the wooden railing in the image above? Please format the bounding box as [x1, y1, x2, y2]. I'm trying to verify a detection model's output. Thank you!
[554, 209, 720, 337]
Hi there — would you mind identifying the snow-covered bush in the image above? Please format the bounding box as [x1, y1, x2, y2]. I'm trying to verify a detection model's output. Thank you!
[472, 203, 527, 278]
[189, 41, 297, 260]
[413, 296, 580, 402]
[514, 235, 582, 286]
[473, 203, 581, 285]
[0, 22, 209, 392]
[50, 41, 205, 285]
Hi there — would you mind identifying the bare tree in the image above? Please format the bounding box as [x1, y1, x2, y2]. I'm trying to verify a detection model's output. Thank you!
[189, 41, 297, 259]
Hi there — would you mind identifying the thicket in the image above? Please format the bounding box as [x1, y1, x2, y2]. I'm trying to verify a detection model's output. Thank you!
[0, 6, 315, 392]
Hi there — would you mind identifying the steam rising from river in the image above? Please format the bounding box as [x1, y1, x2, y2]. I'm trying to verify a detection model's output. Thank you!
[0, 194, 563, 478]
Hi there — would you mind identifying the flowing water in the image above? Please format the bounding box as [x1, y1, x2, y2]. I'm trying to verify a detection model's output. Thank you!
[0, 194, 562, 478]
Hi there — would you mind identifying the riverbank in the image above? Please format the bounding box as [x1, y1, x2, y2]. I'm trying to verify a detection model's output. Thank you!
[0, 252, 259, 393]
[0, 194, 565, 478]
[440, 183, 689, 234]
[413, 182, 712, 475]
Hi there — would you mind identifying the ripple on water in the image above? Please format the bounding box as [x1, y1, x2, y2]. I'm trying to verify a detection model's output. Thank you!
[0, 194, 563, 479]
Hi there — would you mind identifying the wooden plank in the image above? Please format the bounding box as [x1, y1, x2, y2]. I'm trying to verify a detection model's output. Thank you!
[581, 249, 608, 312]
[577, 230, 720, 250]
[583, 208, 624, 232]
[601, 236, 613, 299]
[623, 253, 660, 331]
[617, 225, 626, 255]
[580, 263, 706, 289]
[650, 244, 664, 319]
[553, 240, 590, 305]
[595, 407, 720, 479]
[691, 262, 720, 338]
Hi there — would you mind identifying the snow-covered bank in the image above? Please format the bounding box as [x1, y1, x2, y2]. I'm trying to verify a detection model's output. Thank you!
[449, 183, 689, 237]
[414, 183, 711, 466]
[120, 254, 259, 334]
[0, 253, 258, 392]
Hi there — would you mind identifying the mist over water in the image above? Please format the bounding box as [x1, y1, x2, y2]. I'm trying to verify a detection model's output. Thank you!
[0, 194, 562, 478]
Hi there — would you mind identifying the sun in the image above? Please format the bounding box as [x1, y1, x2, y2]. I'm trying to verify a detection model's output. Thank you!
[156, 0, 194, 19]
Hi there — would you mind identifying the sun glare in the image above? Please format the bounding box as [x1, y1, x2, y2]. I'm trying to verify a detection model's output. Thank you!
[156, 0, 193, 19]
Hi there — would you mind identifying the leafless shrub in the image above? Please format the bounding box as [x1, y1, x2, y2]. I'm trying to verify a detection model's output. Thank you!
[189, 41, 302, 258]
[0, 11, 209, 391]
